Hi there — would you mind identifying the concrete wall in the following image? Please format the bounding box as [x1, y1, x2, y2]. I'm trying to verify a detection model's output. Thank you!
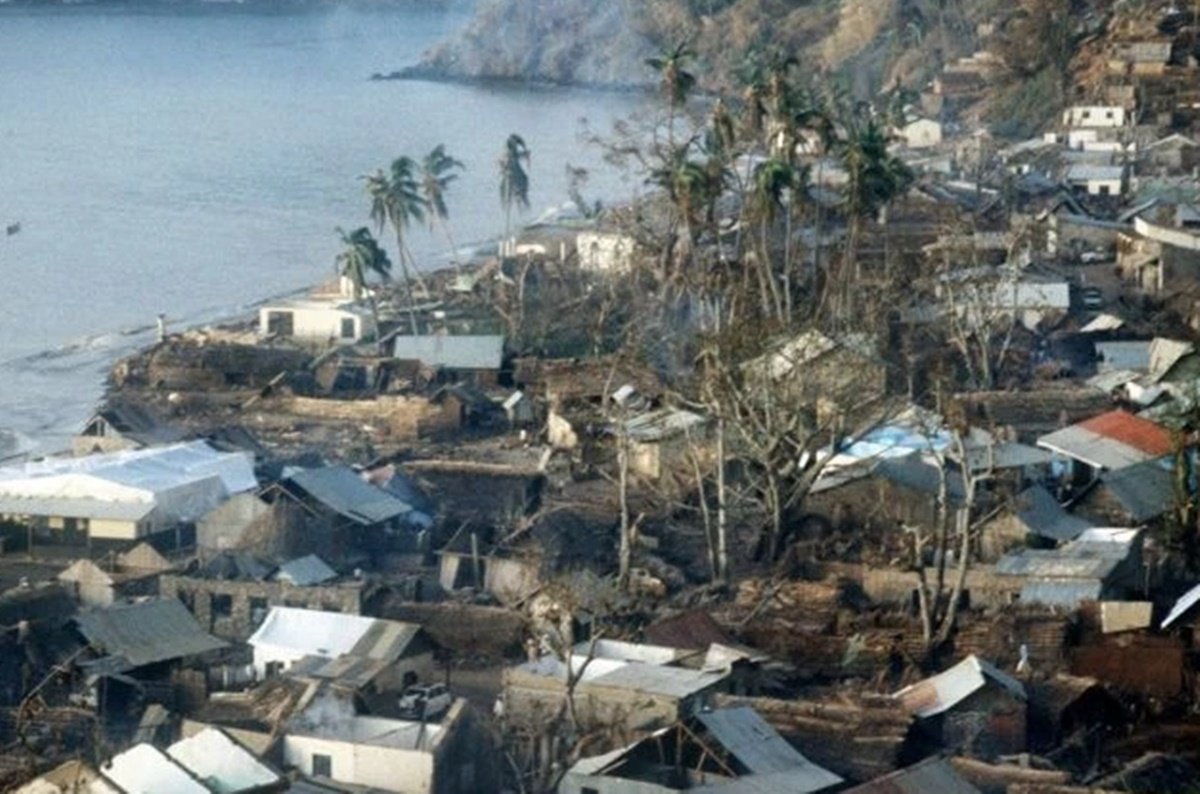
[577, 232, 638, 273]
[88, 518, 144, 541]
[282, 733, 434, 793]
[1063, 106, 1126, 128]
[259, 304, 374, 343]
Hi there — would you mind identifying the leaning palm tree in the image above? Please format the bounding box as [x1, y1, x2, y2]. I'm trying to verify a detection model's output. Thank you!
[334, 226, 391, 338]
[498, 134, 531, 243]
[420, 145, 464, 263]
[364, 158, 428, 331]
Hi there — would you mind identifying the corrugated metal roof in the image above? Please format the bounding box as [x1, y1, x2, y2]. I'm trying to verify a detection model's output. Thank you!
[286, 465, 411, 525]
[697, 768, 843, 793]
[273, 554, 337, 586]
[1020, 579, 1103, 606]
[75, 598, 228, 670]
[392, 334, 504, 370]
[843, 757, 982, 793]
[875, 456, 967, 503]
[1079, 411, 1173, 456]
[248, 607, 420, 664]
[589, 663, 725, 699]
[1149, 338, 1195, 382]
[697, 708, 842, 790]
[101, 744, 212, 794]
[349, 619, 423, 662]
[166, 728, 283, 793]
[1100, 458, 1175, 522]
[1095, 341, 1152, 373]
[1162, 582, 1200, 629]
[622, 408, 708, 442]
[1013, 485, 1093, 541]
[895, 655, 1026, 718]
[1038, 411, 1171, 470]
[1079, 313, 1126, 333]
[1066, 164, 1125, 182]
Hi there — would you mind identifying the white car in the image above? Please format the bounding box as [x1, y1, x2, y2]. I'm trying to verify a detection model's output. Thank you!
[398, 683, 452, 719]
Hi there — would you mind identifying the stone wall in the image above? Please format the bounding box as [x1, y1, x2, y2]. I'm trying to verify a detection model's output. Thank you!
[281, 395, 446, 440]
[160, 574, 365, 641]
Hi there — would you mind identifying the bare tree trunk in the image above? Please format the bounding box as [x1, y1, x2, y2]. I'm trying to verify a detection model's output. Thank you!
[617, 418, 632, 591]
[716, 414, 729, 584]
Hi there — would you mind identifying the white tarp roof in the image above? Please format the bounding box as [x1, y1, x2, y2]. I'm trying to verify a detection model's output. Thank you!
[0, 442, 256, 523]
[248, 606, 390, 660]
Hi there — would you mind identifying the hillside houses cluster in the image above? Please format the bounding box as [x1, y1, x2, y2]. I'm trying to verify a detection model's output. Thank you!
[6, 3, 1200, 793]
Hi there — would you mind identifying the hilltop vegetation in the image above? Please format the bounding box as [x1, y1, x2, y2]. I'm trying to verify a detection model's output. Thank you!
[413, 0, 1010, 96]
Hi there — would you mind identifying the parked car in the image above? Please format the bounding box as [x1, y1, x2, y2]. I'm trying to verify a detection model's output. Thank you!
[398, 683, 452, 719]
[1081, 287, 1104, 309]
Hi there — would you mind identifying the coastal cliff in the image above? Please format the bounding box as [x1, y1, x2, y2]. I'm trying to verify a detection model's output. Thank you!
[403, 0, 1001, 94]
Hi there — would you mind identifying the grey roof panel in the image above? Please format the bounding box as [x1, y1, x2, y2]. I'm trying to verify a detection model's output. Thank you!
[1100, 459, 1175, 522]
[392, 334, 504, 370]
[844, 757, 982, 793]
[1020, 579, 1104, 607]
[274, 554, 337, 586]
[1013, 485, 1093, 541]
[286, 466, 411, 526]
[697, 708, 841, 788]
[75, 598, 227, 669]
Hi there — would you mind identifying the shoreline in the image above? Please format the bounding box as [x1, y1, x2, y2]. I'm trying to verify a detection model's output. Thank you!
[371, 64, 655, 96]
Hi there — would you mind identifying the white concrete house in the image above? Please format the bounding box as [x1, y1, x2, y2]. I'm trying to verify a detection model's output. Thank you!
[1066, 164, 1126, 196]
[897, 118, 943, 149]
[247, 606, 434, 691]
[282, 691, 489, 794]
[258, 299, 375, 344]
[1063, 105, 1127, 129]
[576, 230, 639, 273]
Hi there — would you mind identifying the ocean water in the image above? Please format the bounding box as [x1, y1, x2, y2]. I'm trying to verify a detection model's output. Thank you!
[0, 5, 642, 458]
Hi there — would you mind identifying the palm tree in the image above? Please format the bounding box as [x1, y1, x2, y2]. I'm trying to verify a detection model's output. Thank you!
[645, 40, 697, 145]
[420, 145, 464, 263]
[750, 158, 800, 320]
[498, 134, 531, 244]
[334, 226, 391, 337]
[364, 157, 428, 330]
[646, 138, 722, 282]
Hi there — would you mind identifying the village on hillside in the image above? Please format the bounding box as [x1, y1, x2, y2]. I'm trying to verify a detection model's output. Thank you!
[4, 2, 1200, 793]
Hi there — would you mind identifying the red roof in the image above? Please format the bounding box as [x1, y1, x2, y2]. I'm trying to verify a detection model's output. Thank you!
[1078, 410, 1174, 457]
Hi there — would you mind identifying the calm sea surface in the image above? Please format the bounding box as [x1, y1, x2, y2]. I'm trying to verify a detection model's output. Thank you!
[0, 5, 641, 456]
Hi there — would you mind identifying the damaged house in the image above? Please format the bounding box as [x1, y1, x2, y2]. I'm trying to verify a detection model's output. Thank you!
[247, 606, 436, 694]
[159, 552, 370, 641]
[559, 706, 842, 794]
[894, 654, 1027, 759]
[72, 597, 228, 721]
[502, 639, 730, 735]
[260, 465, 418, 560]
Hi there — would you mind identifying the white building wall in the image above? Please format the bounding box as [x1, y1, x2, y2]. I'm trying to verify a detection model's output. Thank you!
[1063, 106, 1127, 128]
[577, 232, 637, 273]
[900, 119, 943, 149]
[1085, 178, 1124, 196]
[88, 518, 143, 540]
[259, 304, 373, 342]
[282, 735, 434, 794]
